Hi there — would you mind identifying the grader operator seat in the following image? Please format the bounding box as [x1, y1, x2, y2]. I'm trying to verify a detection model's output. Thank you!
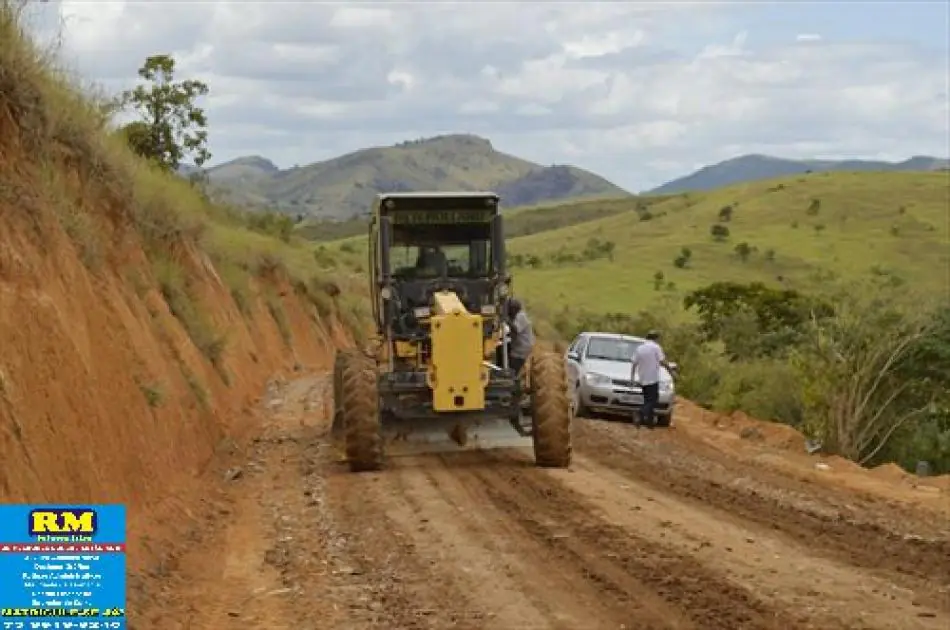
[332, 192, 573, 472]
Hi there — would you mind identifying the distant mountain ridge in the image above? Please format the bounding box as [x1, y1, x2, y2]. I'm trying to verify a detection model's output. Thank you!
[649, 154, 950, 194]
[183, 134, 630, 219]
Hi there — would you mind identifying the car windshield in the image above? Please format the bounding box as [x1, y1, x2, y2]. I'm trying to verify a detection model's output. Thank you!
[586, 337, 641, 362]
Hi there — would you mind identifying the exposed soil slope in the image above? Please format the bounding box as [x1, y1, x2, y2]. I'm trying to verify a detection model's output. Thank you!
[0, 193, 351, 577]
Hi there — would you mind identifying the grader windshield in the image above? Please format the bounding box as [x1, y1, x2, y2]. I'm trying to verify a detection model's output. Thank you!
[389, 223, 493, 279]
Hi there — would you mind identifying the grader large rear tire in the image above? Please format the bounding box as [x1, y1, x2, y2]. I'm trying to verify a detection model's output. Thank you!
[341, 358, 383, 472]
[529, 351, 573, 468]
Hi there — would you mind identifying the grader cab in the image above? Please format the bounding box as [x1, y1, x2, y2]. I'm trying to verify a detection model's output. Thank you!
[332, 192, 572, 472]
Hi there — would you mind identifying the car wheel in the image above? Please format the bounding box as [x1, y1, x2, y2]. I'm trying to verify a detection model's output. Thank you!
[572, 384, 589, 418]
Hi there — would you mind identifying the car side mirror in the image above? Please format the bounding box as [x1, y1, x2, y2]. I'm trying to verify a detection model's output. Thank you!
[668, 362, 679, 375]
[567, 351, 580, 362]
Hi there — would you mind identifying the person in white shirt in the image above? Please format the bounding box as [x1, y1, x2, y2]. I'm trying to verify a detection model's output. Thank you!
[630, 330, 672, 428]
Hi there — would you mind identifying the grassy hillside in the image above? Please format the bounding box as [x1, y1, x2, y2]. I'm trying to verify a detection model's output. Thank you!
[650, 154, 949, 195]
[508, 170, 949, 315]
[196, 134, 629, 220]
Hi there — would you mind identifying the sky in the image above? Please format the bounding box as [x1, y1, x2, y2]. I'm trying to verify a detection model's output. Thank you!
[24, 0, 950, 192]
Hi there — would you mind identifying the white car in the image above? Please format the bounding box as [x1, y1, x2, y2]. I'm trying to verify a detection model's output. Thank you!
[565, 332, 677, 426]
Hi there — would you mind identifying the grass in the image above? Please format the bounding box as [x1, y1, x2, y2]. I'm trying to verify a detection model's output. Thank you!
[138, 382, 164, 408]
[266, 293, 293, 347]
[0, 1, 371, 372]
[505, 171, 949, 317]
[151, 256, 229, 373]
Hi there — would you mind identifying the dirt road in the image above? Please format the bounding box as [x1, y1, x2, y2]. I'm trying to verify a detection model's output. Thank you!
[131, 373, 950, 629]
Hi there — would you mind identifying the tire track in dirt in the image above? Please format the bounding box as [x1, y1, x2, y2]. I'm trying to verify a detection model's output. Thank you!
[378, 455, 628, 629]
[318, 441, 488, 628]
[573, 419, 950, 613]
[563, 453, 949, 629]
[340, 451, 684, 629]
[452, 450, 803, 630]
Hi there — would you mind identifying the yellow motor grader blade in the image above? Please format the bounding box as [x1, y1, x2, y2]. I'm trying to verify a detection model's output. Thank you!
[380, 413, 533, 457]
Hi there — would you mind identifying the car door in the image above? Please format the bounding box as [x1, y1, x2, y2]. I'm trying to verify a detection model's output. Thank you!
[565, 334, 588, 390]
[565, 334, 583, 385]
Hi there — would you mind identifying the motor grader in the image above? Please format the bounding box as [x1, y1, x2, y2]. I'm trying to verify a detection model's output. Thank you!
[332, 192, 572, 472]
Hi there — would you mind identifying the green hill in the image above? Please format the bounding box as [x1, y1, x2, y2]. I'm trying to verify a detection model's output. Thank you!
[509, 170, 949, 314]
[195, 134, 629, 220]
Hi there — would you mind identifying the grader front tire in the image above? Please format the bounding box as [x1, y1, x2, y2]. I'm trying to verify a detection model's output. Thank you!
[341, 359, 383, 472]
[529, 351, 573, 468]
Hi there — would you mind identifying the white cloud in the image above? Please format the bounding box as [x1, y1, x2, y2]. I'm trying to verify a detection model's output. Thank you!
[24, 0, 950, 192]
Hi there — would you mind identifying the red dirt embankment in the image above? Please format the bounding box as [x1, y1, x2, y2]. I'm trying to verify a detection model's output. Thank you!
[0, 189, 349, 575]
[675, 400, 950, 506]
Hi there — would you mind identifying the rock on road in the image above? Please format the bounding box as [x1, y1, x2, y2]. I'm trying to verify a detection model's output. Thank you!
[131, 373, 950, 630]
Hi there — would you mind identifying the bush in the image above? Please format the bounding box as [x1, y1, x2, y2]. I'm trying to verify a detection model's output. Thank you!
[711, 360, 803, 427]
[266, 295, 293, 347]
[152, 256, 227, 376]
[734, 242, 753, 262]
[672, 246, 692, 269]
[789, 290, 948, 465]
[683, 281, 834, 359]
[710, 224, 730, 241]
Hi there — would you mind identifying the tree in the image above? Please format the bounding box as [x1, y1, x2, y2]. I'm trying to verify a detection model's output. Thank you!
[116, 54, 211, 171]
[652, 270, 665, 291]
[710, 224, 730, 241]
[673, 246, 692, 269]
[791, 294, 948, 465]
[718, 205, 734, 222]
[734, 242, 752, 262]
[683, 281, 834, 358]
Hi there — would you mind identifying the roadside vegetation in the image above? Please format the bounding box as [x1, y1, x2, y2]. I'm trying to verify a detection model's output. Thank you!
[513, 174, 950, 474]
[535, 279, 949, 472]
[0, 3, 369, 409]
